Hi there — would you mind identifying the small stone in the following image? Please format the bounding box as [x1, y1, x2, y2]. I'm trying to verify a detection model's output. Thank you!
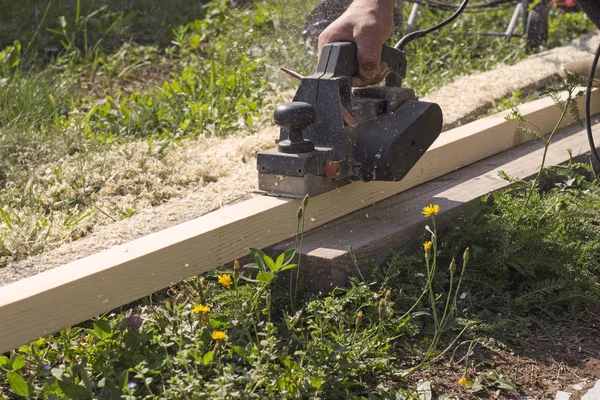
[555, 391, 572, 400]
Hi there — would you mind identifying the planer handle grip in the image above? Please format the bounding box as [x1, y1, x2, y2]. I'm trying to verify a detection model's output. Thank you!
[316, 42, 407, 87]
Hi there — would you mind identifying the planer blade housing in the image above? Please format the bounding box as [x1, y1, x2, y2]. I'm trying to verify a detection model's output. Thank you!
[257, 42, 443, 198]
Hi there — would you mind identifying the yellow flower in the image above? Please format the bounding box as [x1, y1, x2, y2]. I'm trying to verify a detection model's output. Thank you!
[423, 241, 433, 252]
[421, 204, 440, 217]
[192, 304, 211, 314]
[218, 274, 233, 288]
[458, 375, 472, 387]
[211, 331, 228, 341]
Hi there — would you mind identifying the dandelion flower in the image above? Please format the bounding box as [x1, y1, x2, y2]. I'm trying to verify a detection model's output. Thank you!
[423, 241, 433, 252]
[424, 241, 433, 262]
[192, 304, 211, 314]
[211, 331, 228, 341]
[421, 204, 440, 217]
[218, 274, 233, 288]
[458, 375, 472, 387]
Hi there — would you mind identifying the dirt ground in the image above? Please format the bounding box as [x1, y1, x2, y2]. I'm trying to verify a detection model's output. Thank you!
[405, 305, 600, 399]
[0, 31, 598, 288]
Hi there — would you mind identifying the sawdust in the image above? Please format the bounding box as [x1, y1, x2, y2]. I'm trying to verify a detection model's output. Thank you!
[0, 127, 279, 285]
[1, 31, 599, 287]
[427, 31, 600, 129]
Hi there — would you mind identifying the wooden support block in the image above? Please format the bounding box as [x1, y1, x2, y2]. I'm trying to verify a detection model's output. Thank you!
[274, 119, 600, 291]
[0, 91, 598, 354]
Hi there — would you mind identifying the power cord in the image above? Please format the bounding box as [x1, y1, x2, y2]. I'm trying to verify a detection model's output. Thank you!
[405, 0, 513, 10]
[586, 40, 600, 173]
[394, 0, 470, 50]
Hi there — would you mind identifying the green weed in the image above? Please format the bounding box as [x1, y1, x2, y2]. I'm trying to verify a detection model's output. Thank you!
[506, 72, 586, 205]
[0, 0, 595, 262]
[2, 166, 600, 397]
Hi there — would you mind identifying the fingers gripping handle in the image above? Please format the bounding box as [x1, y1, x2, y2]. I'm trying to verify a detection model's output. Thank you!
[317, 42, 407, 87]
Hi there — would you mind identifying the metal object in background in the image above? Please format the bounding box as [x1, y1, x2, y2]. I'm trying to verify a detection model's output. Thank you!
[304, 0, 550, 51]
[404, 0, 549, 51]
[256, 42, 443, 198]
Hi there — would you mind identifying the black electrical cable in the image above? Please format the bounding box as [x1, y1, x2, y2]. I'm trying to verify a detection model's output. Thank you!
[586, 41, 600, 173]
[405, 0, 513, 10]
[394, 0, 470, 50]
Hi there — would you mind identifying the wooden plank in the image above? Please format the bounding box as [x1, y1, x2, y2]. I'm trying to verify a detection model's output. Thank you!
[0, 90, 598, 354]
[274, 118, 600, 290]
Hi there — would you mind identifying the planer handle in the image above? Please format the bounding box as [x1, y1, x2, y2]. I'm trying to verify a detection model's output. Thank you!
[316, 42, 407, 87]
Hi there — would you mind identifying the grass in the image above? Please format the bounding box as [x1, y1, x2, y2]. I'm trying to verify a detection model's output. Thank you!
[0, 0, 594, 264]
[0, 4, 599, 396]
[1, 162, 600, 399]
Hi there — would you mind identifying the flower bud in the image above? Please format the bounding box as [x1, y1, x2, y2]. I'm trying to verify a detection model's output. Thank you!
[378, 298, 387, 322]
[449, 258, 456, 274]
[297, 207, 303, 220]
[266, 292, 272, 311]
[302, 194, 309, 209]
[233, 259, 240, 281]
[385, 289, 392, 304]
[355, 310, 363, 331]
[463, 247, 470, 264]
[174, 293, 185, 304]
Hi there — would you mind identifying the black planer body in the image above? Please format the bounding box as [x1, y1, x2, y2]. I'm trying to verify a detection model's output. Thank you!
[257, 42, 443, 198]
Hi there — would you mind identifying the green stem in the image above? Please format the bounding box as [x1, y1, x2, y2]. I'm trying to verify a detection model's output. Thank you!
[524, 98, 571, 206]
[290, 211, 302, 308]
[429, 220, 439, 330]
[430, 324, 471, 364]
[440, 269, 454, 332]
[349, 247, 366, 282]
[398, 257, 434, 320]
[25, 0, 53, 55]
[293, 204, 306, 305]
[451, 256, 468, 316]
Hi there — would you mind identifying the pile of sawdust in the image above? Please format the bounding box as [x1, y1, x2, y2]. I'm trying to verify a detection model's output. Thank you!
[1, 30, 598, 286]
[0, 127, 279, 283]
[427, 31, 600, 129]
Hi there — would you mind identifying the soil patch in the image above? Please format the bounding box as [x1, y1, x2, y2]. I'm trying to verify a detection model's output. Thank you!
[405, 306, 600, 399]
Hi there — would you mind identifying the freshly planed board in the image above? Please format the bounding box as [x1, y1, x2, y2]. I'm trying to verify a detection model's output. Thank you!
[273, 118, 600, 290]
[0, 89, 598, 354]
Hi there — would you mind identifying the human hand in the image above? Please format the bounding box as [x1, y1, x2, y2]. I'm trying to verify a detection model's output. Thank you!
[317, 0, 395, 87]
